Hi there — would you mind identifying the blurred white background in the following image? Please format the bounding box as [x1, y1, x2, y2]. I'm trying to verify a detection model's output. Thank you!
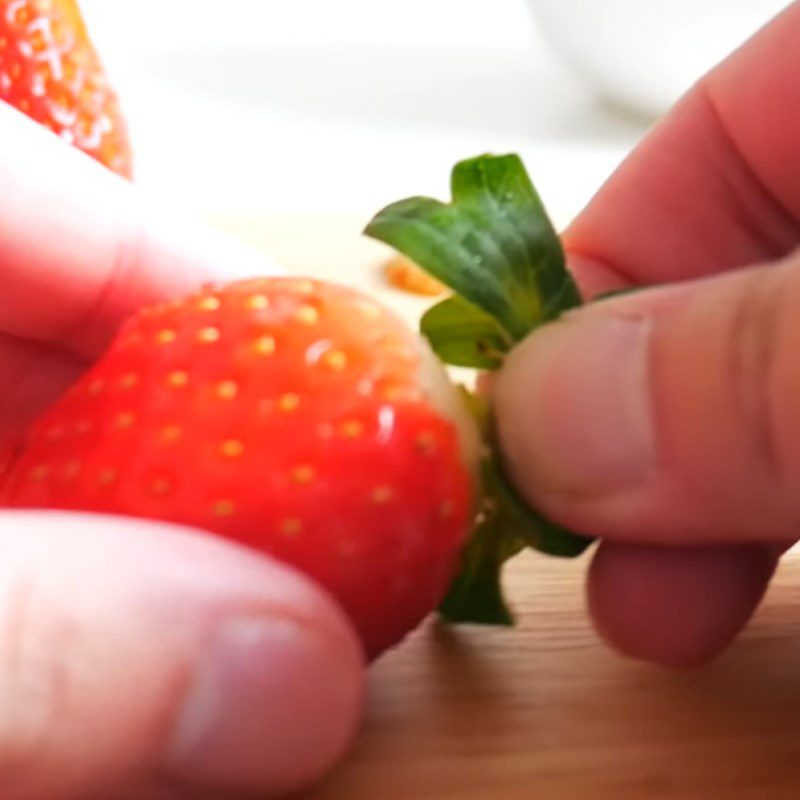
[77, 0, 787, 227]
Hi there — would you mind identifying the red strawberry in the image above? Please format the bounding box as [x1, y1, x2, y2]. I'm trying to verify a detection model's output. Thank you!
[0, 0, 132, 176]
[1, 277, 479, 656]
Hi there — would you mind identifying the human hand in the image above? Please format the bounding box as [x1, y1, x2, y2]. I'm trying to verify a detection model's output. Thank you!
[0, 102, 363, 799]
[495, 2, 800, 668]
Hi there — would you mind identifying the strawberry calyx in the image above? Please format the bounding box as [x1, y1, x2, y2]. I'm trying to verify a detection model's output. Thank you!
[365, 153, 593, 625]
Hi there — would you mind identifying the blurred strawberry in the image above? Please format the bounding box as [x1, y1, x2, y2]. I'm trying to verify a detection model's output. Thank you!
[0, 0, 132, 176]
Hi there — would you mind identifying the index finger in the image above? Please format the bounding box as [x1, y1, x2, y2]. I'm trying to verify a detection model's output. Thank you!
[0, 102, 278, 360]
[564, 1, 800, 295]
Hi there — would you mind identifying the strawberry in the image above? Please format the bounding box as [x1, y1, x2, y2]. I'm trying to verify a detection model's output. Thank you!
[3, 154, 595, 653]
[1, 277, 479, 656]
[0, 0, 132, 176]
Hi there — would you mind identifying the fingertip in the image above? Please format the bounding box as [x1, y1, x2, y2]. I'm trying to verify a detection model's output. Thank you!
[165, 608, 364, 797]
[0, 512, 365, 800]
[125, 520, 366, 796]
[564, 252, 629, 299]
[587, 541, 777, 668]
[494, 312, 655, 515]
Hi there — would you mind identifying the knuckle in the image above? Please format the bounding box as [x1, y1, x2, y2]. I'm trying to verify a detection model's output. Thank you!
[62, 211, 146, 356]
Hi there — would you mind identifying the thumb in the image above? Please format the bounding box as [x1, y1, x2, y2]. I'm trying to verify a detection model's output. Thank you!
[494, 256, 800, 667]
[495, 252, 800, 545]
[0, 511, 363, 800]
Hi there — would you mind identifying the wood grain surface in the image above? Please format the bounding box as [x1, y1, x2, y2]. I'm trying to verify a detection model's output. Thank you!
[211, 213, 800, 800]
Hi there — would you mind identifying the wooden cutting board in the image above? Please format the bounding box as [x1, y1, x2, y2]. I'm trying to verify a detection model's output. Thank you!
[210, 213, 800, 800]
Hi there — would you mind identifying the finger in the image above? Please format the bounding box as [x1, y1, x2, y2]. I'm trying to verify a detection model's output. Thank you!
[495, 250, 800, 544]
[587, 542, 778, 668]
[0, 103, 281, 361]
[533, 1, 800, 671]
[564, 1, 800, 295]
[0, 511, 363, 800]
[0, 337, 84, 443]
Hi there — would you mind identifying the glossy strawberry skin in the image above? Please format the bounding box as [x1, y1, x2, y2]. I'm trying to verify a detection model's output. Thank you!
[2, 278, 474, 656]
[0, 0, 132, 176]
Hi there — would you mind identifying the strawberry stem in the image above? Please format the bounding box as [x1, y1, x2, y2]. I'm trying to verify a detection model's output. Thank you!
[365, 153, 593, 625]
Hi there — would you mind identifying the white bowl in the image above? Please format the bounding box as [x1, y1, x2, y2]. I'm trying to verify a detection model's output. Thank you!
[526, 0, 789, 117]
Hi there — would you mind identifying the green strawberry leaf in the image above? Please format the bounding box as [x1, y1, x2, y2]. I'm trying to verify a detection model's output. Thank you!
[440, 455, 592, 626]
[439, 454, 525, 625]
[365, 153, 581, 342]
[487, 454, 593, 558]
[421, 295, 512, 369]
[439, 516, 523, 626]
[466, 393, 592, 556]
[365, 153, 592, 627]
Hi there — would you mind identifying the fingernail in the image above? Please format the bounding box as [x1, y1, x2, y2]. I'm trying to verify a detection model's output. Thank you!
[166, 616, 359, 794]
[499, 314, 655, 498]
